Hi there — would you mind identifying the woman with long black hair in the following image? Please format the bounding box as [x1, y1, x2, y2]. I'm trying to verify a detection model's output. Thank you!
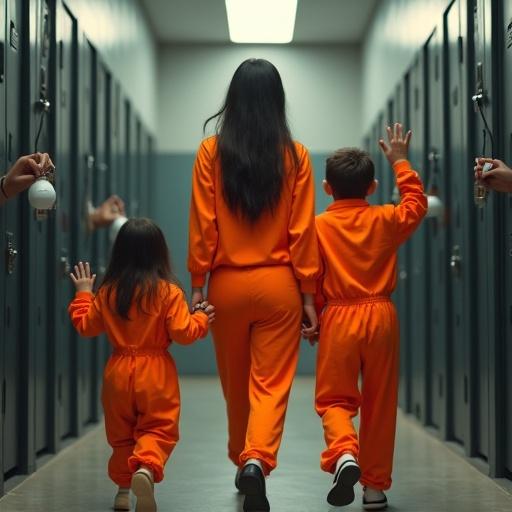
[188, 58, 319, 511]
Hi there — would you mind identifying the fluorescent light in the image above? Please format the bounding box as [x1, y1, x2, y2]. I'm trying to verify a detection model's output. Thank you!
[225, 0, 297, 44]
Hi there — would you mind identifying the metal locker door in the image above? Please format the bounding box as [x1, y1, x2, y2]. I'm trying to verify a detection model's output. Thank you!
[472, 0, 500, 462]
[501, 0, 512, 475]
[23, 0, 54, 459]
[109, 81, 122, 199]
[54, 1, 76, 440]
[0, 0, 6, 495]
[76, 34, 94, 428]
[377, 112, 389, 204]
[372, 120, 383, 205]
[425, 27, 448, 434]
[125, 101, 138, 217]
[394, 80, 412, 412]
[381, 100, 394, 204]
[406, 53, 429, 424]
[136, 119, 145, 216]
[3, 0, 24, 478]
[445, 0, 473, 451]
[92, 58, 110, 420]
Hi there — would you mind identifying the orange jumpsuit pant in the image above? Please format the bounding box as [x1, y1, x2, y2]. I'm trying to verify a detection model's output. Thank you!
[103, 348, 180, 488]
[208, 265, 302, 474]
[315, 297, 399, 490]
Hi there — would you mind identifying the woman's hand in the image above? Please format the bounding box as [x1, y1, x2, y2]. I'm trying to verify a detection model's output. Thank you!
[2, 153, 54, 202]
[474, 158, 512, 193]
[70, 261, 96, 293]
[200, 302, 216, 324]
[191, 287, 204, 312]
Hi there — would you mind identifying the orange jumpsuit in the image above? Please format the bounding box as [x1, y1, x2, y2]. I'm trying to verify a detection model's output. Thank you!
[314, 159, 427, 490]
[188, 136, 319, 473]
[68, 282, 208, 488]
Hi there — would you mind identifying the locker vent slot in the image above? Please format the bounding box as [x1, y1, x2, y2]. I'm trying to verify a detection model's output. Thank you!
[10, 21, 18, 50]
[507, 20, 512, 49]
[439, 375, 443, 397]
[458, 36, 464, 63]
[0, 41, 4, 82]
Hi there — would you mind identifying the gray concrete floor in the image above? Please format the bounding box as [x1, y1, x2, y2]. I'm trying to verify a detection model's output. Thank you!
[1, 377, 511, 511]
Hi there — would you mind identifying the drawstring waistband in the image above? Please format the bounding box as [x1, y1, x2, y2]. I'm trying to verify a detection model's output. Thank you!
[327, 296, 391, 306]
[113, 347, 168, 357]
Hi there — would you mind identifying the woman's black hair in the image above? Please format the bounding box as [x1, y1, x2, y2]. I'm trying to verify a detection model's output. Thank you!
[100, 218, 180, 319]
[204, 58, 298, 222]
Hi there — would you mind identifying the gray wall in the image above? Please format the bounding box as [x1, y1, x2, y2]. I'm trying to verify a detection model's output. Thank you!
[361, 0, 450, 132]
[153, 152, 332, 375]
[65, 0, 158, 130]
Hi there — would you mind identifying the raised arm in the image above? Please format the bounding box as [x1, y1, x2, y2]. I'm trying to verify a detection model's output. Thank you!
[188, 140, 218, 290]
[166, 285, 210, 345]
[378, 123, 427, 245]
[288, 146, 321, 294]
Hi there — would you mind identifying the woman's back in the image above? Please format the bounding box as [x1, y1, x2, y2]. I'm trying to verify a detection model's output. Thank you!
[188, 136, 318, 293]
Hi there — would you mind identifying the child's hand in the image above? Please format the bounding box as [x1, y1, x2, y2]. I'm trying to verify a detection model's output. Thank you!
[190, 288, 204, 313]
[301, 303, 319, 345]
[378, 123, 412, 166]
[70, 261, 96, 293]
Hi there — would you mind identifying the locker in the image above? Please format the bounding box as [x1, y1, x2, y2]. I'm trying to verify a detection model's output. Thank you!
[0, 0, 6, 495]
[381, 100, 394, 203]
[406, 52, 429, 424]
[471, 0, 500, 463]
[3, 0, 24, 478]
[108, 80, 120, 197]
[425, 26, 448, 434]
[445, 0, 473, 451]
[54, 0, 77, 439]
[76, 33, 95, 427]
[22, 0, 55, 461]
[125, 100, 138, 217]
[501, 0, 512, 475]
[136, 119, 145, 216]
[371, 120, 383, 204]
[376, 112, 389, 204]
[395, 80, 412, 412]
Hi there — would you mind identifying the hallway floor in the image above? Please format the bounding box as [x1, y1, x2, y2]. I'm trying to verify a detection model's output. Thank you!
[1, 377, 511, 511]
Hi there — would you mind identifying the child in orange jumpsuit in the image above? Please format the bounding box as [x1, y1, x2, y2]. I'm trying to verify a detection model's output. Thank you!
[312, 124, 427, 509]
[68, 218, 215, 512]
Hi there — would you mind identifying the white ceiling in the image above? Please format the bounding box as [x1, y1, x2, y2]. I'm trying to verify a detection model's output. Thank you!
[140, 0, 379, 44]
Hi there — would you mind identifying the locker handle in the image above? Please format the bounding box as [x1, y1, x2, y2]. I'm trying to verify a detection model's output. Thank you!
[450, 246, 462, 277]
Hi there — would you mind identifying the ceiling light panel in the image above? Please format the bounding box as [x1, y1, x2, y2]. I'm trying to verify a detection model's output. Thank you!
[225, 0, 298, 44]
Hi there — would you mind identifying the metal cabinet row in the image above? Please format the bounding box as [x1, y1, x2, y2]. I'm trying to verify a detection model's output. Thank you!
[364, 0, 512, 481]
[0, 0, 154, 495]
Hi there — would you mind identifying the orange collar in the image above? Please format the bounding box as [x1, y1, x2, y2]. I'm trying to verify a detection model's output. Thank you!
[326, 199, 369, 211]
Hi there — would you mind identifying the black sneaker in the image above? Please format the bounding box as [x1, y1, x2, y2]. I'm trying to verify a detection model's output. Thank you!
[235, 468, 242, 493]
[326, 457, 361, 507]
[363, 486, 388, 510]
[238, 463, 270, 512]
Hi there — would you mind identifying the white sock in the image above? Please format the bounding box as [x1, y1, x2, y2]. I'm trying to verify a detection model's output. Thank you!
[136, 465, 154, 480]
[335, 453, 357, 473]
[245, 458, 263, 471]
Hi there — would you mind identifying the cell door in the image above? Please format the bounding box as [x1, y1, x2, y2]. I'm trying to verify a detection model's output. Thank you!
[23, 0, 54, 457]
[445, 0, 473, 451]
[76, 34, 95, 427]
[3, 0, 24, 478]
[425, 27, 448, 434]
[54, 1, 77, 439]
[406, 53, 429, 424]
[501, 0, 512, 475]
[92, 58, 110, 419]
[0, 0, 6, 495]
[395, 80, 412, 412]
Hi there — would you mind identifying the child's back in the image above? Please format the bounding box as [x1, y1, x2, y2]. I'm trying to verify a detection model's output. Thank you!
[314, 125, 427, 512]
[316, 159, 426, 302]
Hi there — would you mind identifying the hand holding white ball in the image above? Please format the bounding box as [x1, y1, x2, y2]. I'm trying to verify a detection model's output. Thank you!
[28, 176, 56, 210]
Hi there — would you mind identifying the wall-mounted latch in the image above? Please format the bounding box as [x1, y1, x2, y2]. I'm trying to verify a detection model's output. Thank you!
[60, 254, 70, 277]
[450, 245, 462, 277]
[6, 232, 18, 274]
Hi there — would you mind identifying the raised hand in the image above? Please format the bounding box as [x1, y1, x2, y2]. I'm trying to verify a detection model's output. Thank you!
[378, 123, 412, 166]
[70, 261, 96, 293]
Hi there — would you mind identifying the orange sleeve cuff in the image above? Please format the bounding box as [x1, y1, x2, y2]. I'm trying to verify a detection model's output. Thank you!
[300, 279, 317, 294]
[75, 291, 94, 299]
[392, 159, 411, 172]
[191, 273, 207, 288]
